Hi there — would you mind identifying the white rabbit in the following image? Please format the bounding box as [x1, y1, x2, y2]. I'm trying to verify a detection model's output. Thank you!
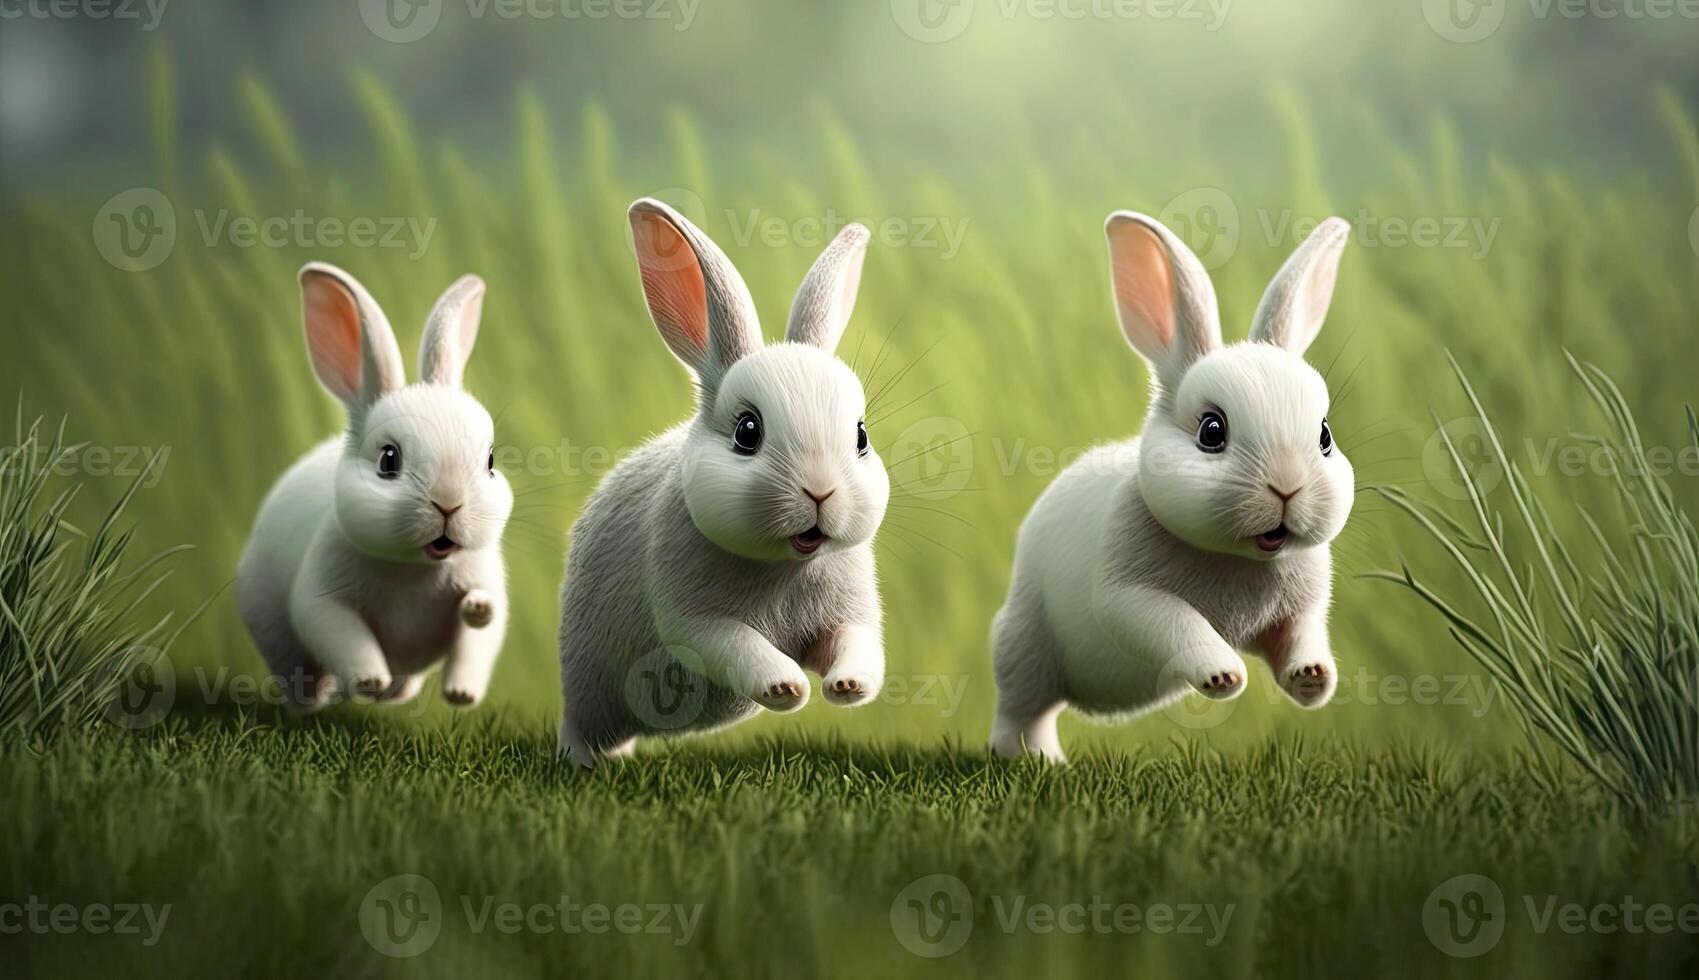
[236, 263, 512, 710]
[556, 198, 889, 768]
[989, 213, 1354, 762]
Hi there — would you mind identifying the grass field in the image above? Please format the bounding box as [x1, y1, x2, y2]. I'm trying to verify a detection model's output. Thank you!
[6, 711, 1699, 978]
[5, 48, 1699, 977]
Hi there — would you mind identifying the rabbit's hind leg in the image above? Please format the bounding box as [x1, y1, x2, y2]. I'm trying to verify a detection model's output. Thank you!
[556, 710, 599, 770]
[261, 628, 335, 714]
[240, 576, 335, 714]
[989, 590, 1067, 762]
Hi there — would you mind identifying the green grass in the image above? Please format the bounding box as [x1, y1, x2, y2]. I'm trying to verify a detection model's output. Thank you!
[0, 414, 196, 744]
[5, 714, 1698, 978]
[1374, 358, 1699, 816]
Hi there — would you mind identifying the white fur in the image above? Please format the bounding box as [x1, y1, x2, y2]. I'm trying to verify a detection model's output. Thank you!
[556, 199, 888, 768]
[236, 264, 512, 710]
[990, 213, 1354, 762]
[683, 345, 886, 560]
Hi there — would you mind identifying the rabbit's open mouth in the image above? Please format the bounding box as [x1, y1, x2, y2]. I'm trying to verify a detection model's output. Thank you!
[790, 526, 828, 556]
[1253, 524, 1290, 553]
[425, 535, 460, 560]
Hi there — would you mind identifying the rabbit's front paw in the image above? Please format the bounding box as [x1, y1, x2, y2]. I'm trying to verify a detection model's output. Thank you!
[1194, 670, 1245, 700]
[443, 686, 481, 707]
[351, 671, 394, 700]
[1281, 660, 1335, 708]
[460, 590, 496, 629]
[441, 663, 491, 708]
[1163, 644, 1247, 703]
[751, 672, 810, 712]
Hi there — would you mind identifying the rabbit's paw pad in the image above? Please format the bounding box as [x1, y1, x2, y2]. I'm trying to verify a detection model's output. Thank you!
[352, 675, 392, 700]
[1283, 663, 1333, 707]
[825, 675, 875, 706]
[755, 681, 807, 711]
[1196, 672, 1244, 700]
[460, 592, 496, 629]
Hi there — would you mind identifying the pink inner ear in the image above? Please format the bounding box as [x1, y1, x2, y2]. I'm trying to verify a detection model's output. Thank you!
[1108, 221, 1175, 354]
[632, 211, 708, 364]
[301, 273, 363, 401]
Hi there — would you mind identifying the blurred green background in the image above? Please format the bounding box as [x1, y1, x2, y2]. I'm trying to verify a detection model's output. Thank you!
[4, 0, 1699, 752]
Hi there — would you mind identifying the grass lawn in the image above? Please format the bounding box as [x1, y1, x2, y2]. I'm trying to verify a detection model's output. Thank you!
[5, 704, 1698, 978]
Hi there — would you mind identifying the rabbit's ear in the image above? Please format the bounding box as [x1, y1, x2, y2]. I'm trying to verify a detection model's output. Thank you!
[1249, 217, 1349, 355]
[299, 262, 405, 412]
[785, 223, 870, 351]
[418, 274, 486, 387]
[1105, 212, 1221, 388]
[628, 198, 761, 386]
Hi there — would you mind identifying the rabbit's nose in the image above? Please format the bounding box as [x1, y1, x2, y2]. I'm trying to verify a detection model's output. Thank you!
[1267, 484, 1301, 503]
[432, 500, 463, 517]
[804, 487, 836, 505]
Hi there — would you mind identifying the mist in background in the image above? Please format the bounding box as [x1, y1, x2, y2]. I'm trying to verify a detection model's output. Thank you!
[5, 0, 1699, 196]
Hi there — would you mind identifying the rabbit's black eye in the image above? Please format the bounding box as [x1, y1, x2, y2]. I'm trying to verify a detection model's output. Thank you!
[1196, 412, 1228, 454]
[732, 411, 762, 455]
[378, 444, 402, 478]
[487, 449, 496, 476]
[1319, 419, 1334, 457]
[856, 420, 869, 458]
